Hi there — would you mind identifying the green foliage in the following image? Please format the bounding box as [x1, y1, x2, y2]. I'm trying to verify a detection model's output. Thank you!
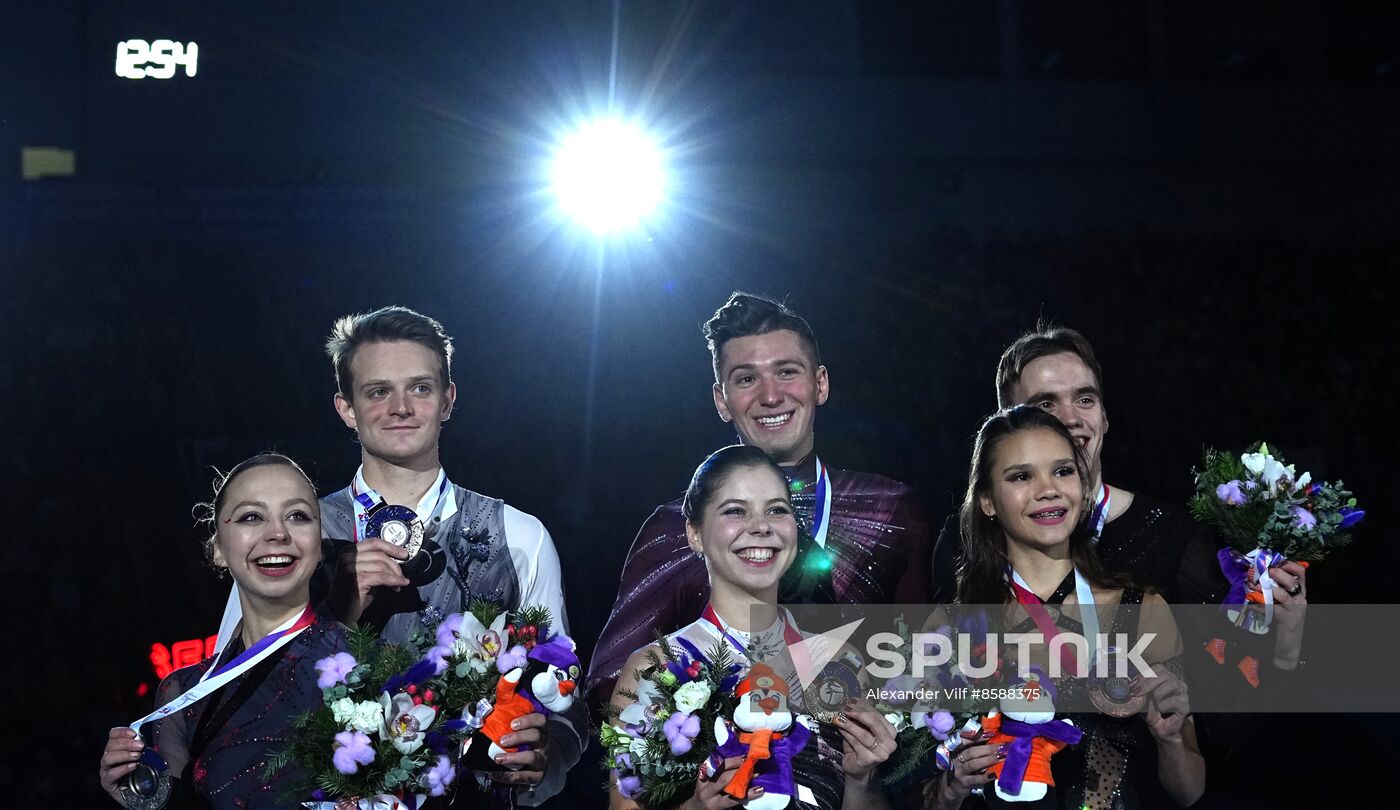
[601, 639, 743, 808]
[270, 603, 562, 805]
[1190, 442, 1363, 561]
[514, 604, 555, 635]
[468, 598, 504, 629]
[883, 726, 938, 785]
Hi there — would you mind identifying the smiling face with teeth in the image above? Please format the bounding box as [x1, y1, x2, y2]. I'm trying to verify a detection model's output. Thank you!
[1007, 352, 1108, 492]
[979, 426, 1087, 553]
[713, 330, 829, 465]
[685, 462, 799, 605]
[212, 464, 323, 611]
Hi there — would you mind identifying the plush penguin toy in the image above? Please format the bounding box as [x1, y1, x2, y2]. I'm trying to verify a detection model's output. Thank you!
[461, 635, 580, 772]
[709, 663, 812, 810]
[982, 674, 1081, 809]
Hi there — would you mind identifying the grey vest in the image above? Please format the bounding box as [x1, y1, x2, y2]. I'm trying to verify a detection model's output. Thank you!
[321, 483, 520, 645]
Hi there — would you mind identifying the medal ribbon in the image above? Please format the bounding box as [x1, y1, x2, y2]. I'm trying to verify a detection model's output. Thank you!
[130, 605, 315, 738]
[1005, 566, 1099, 677]
[701, 603, 803, 657]
[1086, 483, 1112, 541]
[809, 457, 832, 549]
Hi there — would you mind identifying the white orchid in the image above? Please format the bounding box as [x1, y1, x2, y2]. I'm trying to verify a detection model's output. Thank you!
[1241, 446, 1296, 497]
[379, 691, 437, 754]
[437, 611, 509, 662]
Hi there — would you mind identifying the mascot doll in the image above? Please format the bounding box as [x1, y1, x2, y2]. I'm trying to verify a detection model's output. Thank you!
[982, 674, 1081, 809]
[462, 634, 580, 771]
[707, 663, 812, 810]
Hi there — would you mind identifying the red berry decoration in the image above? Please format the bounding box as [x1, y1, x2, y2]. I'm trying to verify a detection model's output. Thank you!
[423, 689, 436, 703]
[524, 624, 537, 637]
[412, 695, 423, 706]
[406, 684, 418, 695]
[506, 624, 516, 637]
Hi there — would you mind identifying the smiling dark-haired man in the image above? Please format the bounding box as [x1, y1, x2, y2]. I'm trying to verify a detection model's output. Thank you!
[586, 291, 931, 706]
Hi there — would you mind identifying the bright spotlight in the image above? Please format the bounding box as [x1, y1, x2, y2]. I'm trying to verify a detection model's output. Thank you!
[551, 119, 665, 233]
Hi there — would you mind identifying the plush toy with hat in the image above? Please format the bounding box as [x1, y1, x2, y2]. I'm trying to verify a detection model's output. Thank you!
[707, 663, 812, 810]
[461, 634, 581, 772]
[981, 673, 1081, 808]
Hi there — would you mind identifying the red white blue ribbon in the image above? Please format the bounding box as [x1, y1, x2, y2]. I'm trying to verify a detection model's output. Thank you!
[810, 457, 832, 549]
[1086, 483, 1111, 541]
[1005, 566, 1100, 678]
[701, 603, 803, 655]
[130, 604, 316, 737]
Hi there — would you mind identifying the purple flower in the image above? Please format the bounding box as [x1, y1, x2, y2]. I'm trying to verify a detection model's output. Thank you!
[1291, 506, 1318, 530]
[331, 730, 375, 774]
[1340, 507, 1366, 529]
[424, 644, 452, 675]
[497, 644, 529, 674]
[663, 711, 701, 756]
[914, 708, 956, 741]
[1216, 480, 1248, 506]
[435, 613, 466, 647]
[927, 709, 956, 739]
[613, 771, 643, 799]
[422, 754, 456, 797]
[315, 653, 357, 689]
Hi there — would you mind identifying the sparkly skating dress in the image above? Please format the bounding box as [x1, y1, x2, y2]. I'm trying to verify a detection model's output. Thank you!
[145, 611, 346, 809]
[1003, 575, 1189, 810]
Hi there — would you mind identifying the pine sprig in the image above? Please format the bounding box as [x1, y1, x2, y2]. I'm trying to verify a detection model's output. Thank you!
[513, 605, 554, 635]
[883, 727, 938, 784]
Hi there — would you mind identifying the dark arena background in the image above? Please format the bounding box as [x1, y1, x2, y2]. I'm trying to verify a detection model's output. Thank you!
[5, 1, 1397, 807]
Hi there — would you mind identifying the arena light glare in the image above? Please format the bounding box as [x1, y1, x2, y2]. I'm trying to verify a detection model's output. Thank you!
[550, 119, 665, 233]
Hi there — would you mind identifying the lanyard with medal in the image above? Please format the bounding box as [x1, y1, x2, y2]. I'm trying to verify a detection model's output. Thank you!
[700, 602, 804, 661]
[119, 606, 316, 809]
[1086, 483, 1112, 541]
[701, 603, 858, 726]
[1006, 566, 1143, 716]
[784, 457, 834, 601]
[1006, 565, 1099, 677]
[351, 472, 451, 586]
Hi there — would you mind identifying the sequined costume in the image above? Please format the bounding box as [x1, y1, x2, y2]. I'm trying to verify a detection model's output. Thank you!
[144, 611, 345, 810]
[588, 451, 929, 706]
[932, 492, 1275, 760]
[997, 576, 1187, 810]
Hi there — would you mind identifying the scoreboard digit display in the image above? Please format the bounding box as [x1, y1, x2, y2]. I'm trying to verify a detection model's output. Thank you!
[115, 39, 199, 79]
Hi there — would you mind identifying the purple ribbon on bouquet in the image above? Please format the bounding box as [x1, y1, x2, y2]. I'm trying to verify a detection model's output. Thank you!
[1218, 547, 1286, 606]
[995, 718, 1082, 795]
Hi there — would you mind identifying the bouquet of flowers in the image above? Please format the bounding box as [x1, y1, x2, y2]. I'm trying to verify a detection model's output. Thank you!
[601, 639, 743, 808]
[269, 602, 577, 809]
[1191, 441, 1364, 636]
[1190, 441, 1364, 561]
